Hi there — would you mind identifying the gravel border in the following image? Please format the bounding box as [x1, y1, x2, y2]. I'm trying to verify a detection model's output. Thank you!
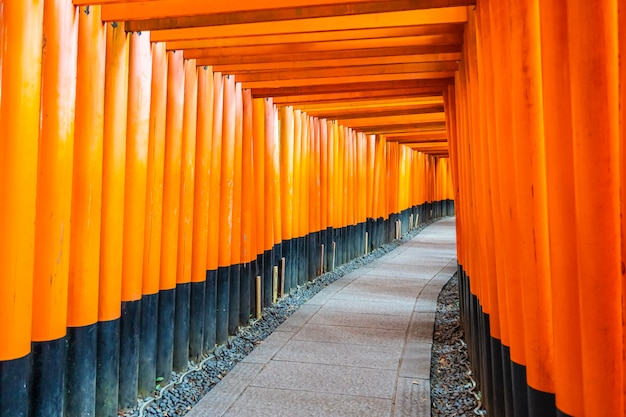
[125, 220, 436, 417]
[430, 274, 487, 416]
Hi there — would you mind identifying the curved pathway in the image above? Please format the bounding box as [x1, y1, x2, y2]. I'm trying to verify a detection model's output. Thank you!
[187, 218, 457, 417]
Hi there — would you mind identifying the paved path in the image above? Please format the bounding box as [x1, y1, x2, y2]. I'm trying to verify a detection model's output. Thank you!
[187, 218, 457, 417]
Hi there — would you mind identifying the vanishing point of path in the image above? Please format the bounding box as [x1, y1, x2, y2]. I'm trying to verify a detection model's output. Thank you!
[187, 218, 457, 417]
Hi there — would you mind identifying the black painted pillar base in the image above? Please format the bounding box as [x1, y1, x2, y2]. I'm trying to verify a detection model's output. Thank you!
[0, 354, 30, 417]
[156, 288, 175, 383]
[118, 299, 141, 412]
[512, 361, 529, 417]
[189, 281, 205, 363]
[66, 323, 97, 415]
[263, 249, 272, 307]
[501, 345, 515, 417]
[490, 337, 505, 417]
[138, 293, 158, 397]
[528, 385, 556, 417]
[216, 266, 230, 345]
[297, 236, 306, 286]
[228, 264, 241, 335]
[173, 282, 191, 372]
[31, 338, 65, 417]
[203, 270, 217, 354]
[96, 318, 120, 417]
[240, 261, 252, 326]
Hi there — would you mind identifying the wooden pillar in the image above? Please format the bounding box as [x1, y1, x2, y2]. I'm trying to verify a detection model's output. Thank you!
[119, 31, 151, 411]
[31, 2, 78, 416]
[173, 58, 197, 371]
[97, 21, 128, 417]
[190, 65, 213, 361]
[569, 1, 623, 415]
[137, 41, 167, 398]
[156, 50, 183, 384]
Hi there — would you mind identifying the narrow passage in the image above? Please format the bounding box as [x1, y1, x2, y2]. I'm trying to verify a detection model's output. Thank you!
[187, 218, 457, 417]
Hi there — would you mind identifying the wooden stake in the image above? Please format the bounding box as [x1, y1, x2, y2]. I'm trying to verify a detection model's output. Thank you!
[320, 244, 325, 274]
[272, 265, 278, 304]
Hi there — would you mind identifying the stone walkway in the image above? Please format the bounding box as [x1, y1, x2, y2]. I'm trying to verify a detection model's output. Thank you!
[187, 218, 457, 417]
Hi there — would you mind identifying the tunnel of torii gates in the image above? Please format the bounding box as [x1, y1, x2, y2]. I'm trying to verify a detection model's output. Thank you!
[0, 0, 625, 417]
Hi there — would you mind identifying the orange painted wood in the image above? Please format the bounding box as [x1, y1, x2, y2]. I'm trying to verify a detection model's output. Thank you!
[0, 1, 43, 360]
[196, 45, 461, 68]
[68, 5, 106, 327]
[68, 7, 105, 326]
[233, 63, 458, 84]
[569, 1, 623, 414]
[252, 98, 266, 254]
[150, 8, 467, 42]
[212, 53, 461, 75]
[123, 0, 475, 32]
[159, 51, 184, 290]
[508, 0, 555, 393]
[319, 119, 329, 230]
[230, 82, 244, 266]
[191, 66, 214, 281]
[218, 74, 236, 268]
[264, 98, 281, 247]
[292, 109, 303, 238]
[206, 72, 223, 270]
[279, 106, 295, 240]
[182, 24, 462, 49]
[141, 42, 167, 295]
[32, 0, 78, 341]
[242, 89, 256, 263]
[487, 0, 526, 366]
[121, 32, 151, 302]
[99, 22, 128, 321]
[176, 59, 198, 284]
[538, 0, 583, 413]
[103, 0, 474, 22]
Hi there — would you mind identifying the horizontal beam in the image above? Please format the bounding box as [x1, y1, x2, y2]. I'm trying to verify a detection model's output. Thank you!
[209, 52, 462, 73]
[296, 96, 443, 111]
[255, 79, 452, 97]
[303, 104, 445, 119]
[233, 62, 458, 82]
[150, 7, 468, 41]
[240, 71, 456, 89]
[182, 34, 463, 57]
[164, 23, 463, 49]
[120, 0, 475, 31]
[365, 122, 447, 134]
[338, 112, 446, 127]
[193, 44, 461, 66]
[269, 88, 445, 104]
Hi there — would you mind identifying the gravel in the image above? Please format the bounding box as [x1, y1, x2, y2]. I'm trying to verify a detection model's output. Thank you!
[123, 219, 484, 417]
[430, 274, 487, 416]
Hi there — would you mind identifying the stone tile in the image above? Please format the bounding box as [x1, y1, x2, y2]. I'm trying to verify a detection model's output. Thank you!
[185, 362, 265, 417]
[242, 330, 294, 364]
[398, 342, 432, 379]
[276, 303, 321, 332]
[303, 288, 335, 305]
[222, 387, 393, 417]
[333, 287, 418, 304]
[393, 377, 431, 417]
[414, 297, 438, 313]
[308, 309, 410, 330]
[274, 339, 403, 370]
[251, 361, 398, 399]
[407, 312, 436, 343]
[322, 298, 415, 316]
[293, 323, 407, 347]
